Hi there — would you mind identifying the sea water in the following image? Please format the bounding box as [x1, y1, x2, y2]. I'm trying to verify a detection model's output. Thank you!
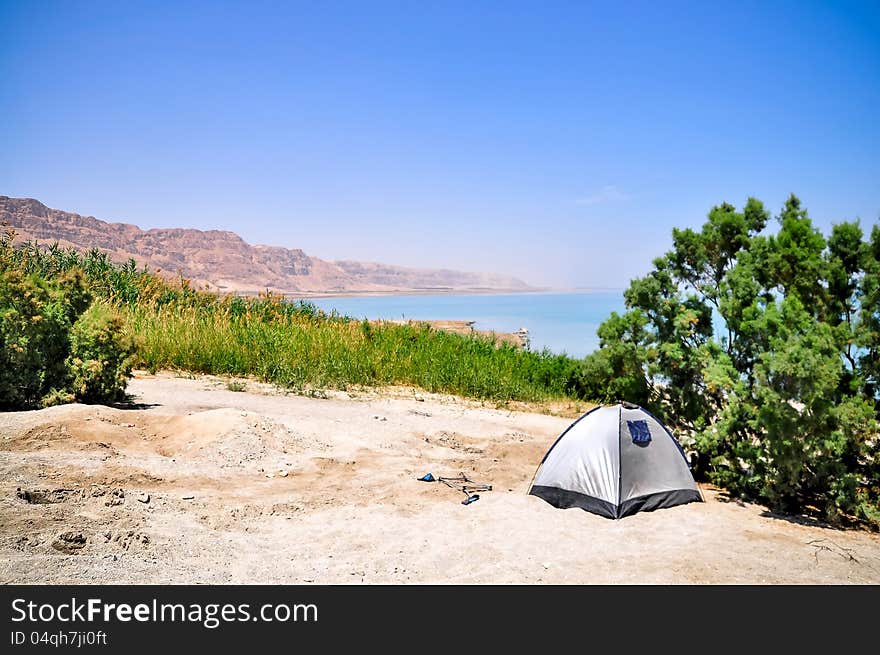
[302, 291, 626, 359]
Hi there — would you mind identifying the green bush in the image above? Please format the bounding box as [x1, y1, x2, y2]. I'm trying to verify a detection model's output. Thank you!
[67, 301, 137, 403]
[0, 239, 135, 409]
[571, 310, 652, 406]
[0, 269, 83, 408]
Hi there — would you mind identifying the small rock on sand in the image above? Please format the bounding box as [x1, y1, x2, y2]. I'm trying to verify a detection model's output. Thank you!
[136, 493, 150, 504]
[52, 532, 86, 555]
[104, 489, 125, 507]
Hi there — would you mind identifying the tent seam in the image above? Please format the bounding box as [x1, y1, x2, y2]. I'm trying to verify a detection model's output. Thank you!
[616, 404, 622, 519]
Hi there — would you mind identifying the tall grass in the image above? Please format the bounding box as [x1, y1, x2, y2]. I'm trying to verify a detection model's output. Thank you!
[127, 303, 581, 400]
[2, 232, 587, 402]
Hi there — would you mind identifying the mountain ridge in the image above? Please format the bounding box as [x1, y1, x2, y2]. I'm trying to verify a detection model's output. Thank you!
[0, 196, 532, 295]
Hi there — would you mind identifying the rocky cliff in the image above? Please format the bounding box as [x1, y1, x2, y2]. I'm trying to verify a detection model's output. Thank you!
[0, 196, 531, 294]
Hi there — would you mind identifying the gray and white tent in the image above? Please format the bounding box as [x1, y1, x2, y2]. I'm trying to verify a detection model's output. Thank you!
[529, 403, 702, 518]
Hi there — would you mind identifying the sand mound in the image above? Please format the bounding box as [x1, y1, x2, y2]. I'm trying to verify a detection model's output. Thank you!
[1, 404, 322, 471]
[150, 408, 316, 471]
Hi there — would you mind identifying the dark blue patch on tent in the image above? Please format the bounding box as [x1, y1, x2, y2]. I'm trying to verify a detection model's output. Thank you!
[627, 420, 652, 445]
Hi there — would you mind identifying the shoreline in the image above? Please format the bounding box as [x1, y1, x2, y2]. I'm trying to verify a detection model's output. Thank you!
[286, 286, 624, 300]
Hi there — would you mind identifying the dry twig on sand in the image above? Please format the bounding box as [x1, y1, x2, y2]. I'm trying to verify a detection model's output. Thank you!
[807, 538, 861, 566]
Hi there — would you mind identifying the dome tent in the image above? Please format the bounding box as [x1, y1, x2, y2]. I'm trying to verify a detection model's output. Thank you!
[529, 402, 702, 518]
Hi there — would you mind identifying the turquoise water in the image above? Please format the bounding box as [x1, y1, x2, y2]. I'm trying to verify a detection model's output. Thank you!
[301, 291, 626, 359]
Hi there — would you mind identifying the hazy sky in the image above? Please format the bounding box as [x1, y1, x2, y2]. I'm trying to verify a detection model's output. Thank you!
[2, 1, 879, 289]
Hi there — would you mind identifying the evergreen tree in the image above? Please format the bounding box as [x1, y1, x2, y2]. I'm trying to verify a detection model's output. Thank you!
[583, 196, 880, 526]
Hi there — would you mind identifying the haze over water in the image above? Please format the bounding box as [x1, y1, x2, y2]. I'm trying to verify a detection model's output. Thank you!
[305, 291, 626, 358]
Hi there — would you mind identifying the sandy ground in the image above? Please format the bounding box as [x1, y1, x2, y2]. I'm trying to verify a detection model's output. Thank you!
[1, 371, 878, 585]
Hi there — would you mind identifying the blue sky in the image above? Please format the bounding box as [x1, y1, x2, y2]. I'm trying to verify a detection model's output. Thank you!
[2, 0, 878, 288]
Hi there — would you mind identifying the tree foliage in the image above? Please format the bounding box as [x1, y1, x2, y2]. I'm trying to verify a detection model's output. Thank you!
[583, 195, 880, 527]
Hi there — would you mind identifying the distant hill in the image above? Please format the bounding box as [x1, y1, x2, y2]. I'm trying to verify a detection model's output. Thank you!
[0, 196, 532, 295]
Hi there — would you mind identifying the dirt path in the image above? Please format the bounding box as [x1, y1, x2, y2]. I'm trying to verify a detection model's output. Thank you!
[1, 371, 878, 584]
